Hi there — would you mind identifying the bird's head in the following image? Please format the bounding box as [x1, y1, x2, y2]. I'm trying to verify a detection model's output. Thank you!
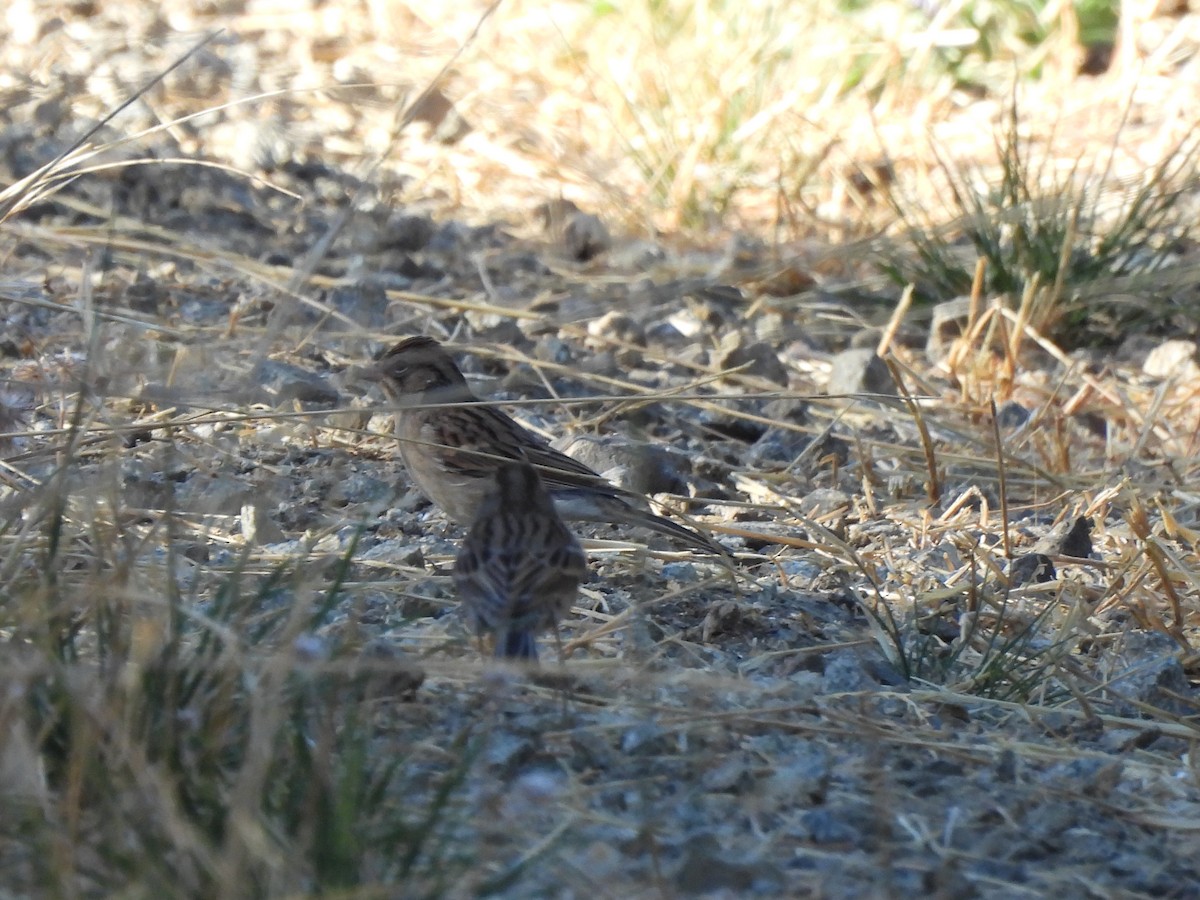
[361, 336, 472, 401]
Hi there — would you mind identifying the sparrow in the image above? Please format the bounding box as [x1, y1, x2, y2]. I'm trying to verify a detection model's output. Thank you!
[362, 335, 727, 556]
[453, 460, 588, 661]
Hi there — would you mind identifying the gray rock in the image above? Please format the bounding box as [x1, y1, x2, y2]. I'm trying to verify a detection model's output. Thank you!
[746, 397, 810, 464]
[587, 310, 646, 346]
[555, 433, 691, 497]
[821, 649, 881, 693]
[253, 359, 340, 406]
[801, 807, 862, 845]
[718, 333, 789, 385]
[826, 347, 895, 399]
[995, 400, 1031, 429]
[239, 499, 286, 544]
[746, 429, 807, 465]
[620, 722, 668, 755]
[1007, 553, 1056, 586]
[562, 212, 611, 262]
[359, 540, 429, 568]
[176, 472, 251, 515]
[700, 753, 749, 791]
[673, 833, 783, 895]
[328, 472, 393, 508]
[380, 212, 434, 252]
[755, 742, 830, 808]
[822, 647, 908, 693]
[645, 320, 691, 347]
[772, 558, 822, 581]
[1142, 338, 1199, 379]
[325, 281, 390, 329]
[1099, 630, 1192, 716]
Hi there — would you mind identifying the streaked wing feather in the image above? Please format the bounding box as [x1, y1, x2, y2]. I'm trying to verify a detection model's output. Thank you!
[419, 410, 516, 480]
[431, 406, 647, 502]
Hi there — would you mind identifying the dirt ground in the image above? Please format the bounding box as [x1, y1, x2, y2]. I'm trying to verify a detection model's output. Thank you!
[2, 2, 1200, 897]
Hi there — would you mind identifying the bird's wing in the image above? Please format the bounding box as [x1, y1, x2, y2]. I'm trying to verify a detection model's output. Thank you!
[425, 404, 643, 498]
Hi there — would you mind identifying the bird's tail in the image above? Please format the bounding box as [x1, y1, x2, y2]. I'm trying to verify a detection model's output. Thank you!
[643, 508, 724, 556]
[496, 629, 539, 661]
[614, 502, 730, 557]
[548, 486, 731, 557]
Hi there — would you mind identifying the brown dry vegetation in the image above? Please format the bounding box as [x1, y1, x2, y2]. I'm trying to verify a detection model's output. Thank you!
[2, 1, 1200, 897]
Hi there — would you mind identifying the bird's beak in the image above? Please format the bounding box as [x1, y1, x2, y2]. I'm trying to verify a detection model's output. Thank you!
[340, 362, 385, 394]
[346, 363, 382, 381]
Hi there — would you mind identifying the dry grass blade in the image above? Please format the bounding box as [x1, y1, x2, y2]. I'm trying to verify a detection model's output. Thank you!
[992, 396, 1012, 561]
[1126, 498, 1187, 639]
[884, 355, 940, 504]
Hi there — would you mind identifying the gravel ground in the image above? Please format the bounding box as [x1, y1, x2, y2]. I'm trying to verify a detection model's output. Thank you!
[2, 3, 1200, 897]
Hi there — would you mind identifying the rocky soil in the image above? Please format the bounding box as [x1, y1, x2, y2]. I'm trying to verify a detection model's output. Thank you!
[2, 2, 1200, 897]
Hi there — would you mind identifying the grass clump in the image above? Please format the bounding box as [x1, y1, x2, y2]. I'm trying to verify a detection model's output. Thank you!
[877, 100, 1200, 345]
[867, 567, 1080, 705]
[0, 447, 478, 897]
